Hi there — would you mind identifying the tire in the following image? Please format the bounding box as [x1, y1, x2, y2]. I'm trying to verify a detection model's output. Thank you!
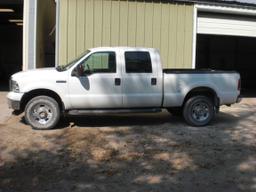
[167, 107, 182, 116]
[183, 96, 215, 127]
[25, 96, 60, 130]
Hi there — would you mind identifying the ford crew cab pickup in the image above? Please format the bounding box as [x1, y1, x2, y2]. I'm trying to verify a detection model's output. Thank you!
[7, 47, 241, 130]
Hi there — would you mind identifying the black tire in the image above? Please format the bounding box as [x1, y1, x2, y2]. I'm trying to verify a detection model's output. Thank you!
[183, 96, 215, 126]
[167, 107, 182, 116]
[25, 96, 60, 130]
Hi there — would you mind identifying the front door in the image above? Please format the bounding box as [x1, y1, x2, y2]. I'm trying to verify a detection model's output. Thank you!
[68, 51, 122, 109]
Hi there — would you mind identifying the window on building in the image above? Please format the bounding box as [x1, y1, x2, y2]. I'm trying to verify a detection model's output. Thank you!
[125, 51, 152, 73]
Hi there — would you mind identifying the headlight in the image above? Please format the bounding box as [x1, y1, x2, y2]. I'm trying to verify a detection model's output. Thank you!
[10, 80, 20, 93]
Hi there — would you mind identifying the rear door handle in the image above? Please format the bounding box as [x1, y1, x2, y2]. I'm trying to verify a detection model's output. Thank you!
[115, 78, 121, 86]
[151, 78, 157, 86]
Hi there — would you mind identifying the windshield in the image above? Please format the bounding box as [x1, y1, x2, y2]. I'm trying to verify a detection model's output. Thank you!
[56, 50, 91, 71]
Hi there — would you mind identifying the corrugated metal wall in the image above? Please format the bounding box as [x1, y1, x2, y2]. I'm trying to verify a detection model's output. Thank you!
[58, 0, 194, 68]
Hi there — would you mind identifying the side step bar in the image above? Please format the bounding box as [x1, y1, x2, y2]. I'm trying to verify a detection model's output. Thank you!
[68, 108, 162, 116]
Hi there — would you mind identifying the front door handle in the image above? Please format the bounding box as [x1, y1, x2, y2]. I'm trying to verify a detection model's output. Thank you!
[115, 78, 121, 86]
[151, 78, 157, 86]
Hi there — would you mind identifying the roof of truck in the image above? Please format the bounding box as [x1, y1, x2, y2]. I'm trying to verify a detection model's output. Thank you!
[89, 47, 159, 52]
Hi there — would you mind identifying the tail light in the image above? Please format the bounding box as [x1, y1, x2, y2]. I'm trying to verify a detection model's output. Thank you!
[238, 78, 241, 91]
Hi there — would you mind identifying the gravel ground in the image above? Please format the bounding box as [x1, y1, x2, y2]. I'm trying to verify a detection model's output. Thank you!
[0, 94, 256, 192]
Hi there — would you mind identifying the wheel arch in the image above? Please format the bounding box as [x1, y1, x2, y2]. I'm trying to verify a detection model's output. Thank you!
[20, 89, 65, 112]
[183, 87, 219, 108]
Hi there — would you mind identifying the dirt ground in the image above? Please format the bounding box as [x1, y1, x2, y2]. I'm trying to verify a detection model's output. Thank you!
[0, 93, 256, 192]
[0, 92, 11, 124]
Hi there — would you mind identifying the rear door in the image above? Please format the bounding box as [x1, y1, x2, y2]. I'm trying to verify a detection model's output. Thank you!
[121, 50, 162, 108]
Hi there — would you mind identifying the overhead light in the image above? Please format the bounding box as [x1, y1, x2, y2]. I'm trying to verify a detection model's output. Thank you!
[9, 19, 23, 23]
[16, 23, 23, 26]
[0, 8, 14, 13]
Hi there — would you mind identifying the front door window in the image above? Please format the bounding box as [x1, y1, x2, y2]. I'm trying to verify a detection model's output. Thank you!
[80, 52, 116, 74]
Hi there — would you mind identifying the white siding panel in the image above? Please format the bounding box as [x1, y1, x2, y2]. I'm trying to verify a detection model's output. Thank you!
[198, 14, 256, 37]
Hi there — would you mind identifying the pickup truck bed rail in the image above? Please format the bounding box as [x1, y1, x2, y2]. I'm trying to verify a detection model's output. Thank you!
[163, 69, 238, 74]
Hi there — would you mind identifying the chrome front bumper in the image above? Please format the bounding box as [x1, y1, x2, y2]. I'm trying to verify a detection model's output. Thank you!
[8, 99, 21, 110]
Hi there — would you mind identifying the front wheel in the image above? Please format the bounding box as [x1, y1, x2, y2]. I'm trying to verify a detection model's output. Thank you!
[183, 96, 215, 126]
[25, 96, 60, 130]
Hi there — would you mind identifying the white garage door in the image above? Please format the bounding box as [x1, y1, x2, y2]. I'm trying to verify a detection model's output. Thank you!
[197, 13, 256, 37]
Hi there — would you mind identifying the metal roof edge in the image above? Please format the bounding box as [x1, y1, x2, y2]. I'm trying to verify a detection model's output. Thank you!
[169, 0, 256, 9]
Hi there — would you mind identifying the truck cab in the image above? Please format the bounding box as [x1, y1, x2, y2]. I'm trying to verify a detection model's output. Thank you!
[68, 47, 163, 109]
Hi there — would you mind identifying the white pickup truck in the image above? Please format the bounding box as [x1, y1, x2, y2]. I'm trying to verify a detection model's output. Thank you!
[7, 47, 241, 129]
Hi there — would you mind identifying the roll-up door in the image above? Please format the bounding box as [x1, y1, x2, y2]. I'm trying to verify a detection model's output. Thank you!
[197, 13, 256, 37]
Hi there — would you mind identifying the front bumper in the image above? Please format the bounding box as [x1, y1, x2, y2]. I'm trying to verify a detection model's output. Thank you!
[236, 96, 242, 103]
[8, 99, 21, 110]
[7, 92, 24, 110]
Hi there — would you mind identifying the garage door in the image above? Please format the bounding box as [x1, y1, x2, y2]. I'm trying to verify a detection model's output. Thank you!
[196, 12, 256, 95]
[197, 13, 256, 38]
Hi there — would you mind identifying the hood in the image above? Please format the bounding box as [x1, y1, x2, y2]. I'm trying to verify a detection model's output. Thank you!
[12, 68, 60, 81]
[11, 67, 69, 93]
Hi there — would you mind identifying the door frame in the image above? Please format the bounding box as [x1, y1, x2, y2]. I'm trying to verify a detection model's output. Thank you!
[23, 0, 58, 70]
[23, 0, 37, 70]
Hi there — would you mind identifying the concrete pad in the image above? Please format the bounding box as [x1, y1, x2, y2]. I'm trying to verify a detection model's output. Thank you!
[0, 92, 12, 124]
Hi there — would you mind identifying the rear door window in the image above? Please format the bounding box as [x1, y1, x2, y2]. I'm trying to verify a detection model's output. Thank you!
[125, 51, 152, 73]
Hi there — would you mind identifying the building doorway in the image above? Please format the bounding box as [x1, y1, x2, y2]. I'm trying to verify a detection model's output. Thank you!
[0, 0, 23, 90]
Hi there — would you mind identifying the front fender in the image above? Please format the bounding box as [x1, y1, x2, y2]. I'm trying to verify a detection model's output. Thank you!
[21, 82, 71, 110]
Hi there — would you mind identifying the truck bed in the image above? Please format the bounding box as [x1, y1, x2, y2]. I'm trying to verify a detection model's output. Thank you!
[162, 69, 240, 107]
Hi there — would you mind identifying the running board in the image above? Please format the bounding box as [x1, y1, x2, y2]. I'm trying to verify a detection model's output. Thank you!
[68, 108, 162, 115]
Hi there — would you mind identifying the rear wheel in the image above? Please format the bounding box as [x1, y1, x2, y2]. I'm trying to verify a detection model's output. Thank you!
[183, 96, 215, 126]
[25, 96, 60, 130]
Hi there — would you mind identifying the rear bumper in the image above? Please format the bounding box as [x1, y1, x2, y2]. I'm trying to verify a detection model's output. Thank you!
[7, 92, 24, 110]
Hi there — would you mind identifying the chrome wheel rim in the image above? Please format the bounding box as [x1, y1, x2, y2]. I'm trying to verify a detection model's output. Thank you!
[31, 104, 53, 125]
[191, 102, 210, 122]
